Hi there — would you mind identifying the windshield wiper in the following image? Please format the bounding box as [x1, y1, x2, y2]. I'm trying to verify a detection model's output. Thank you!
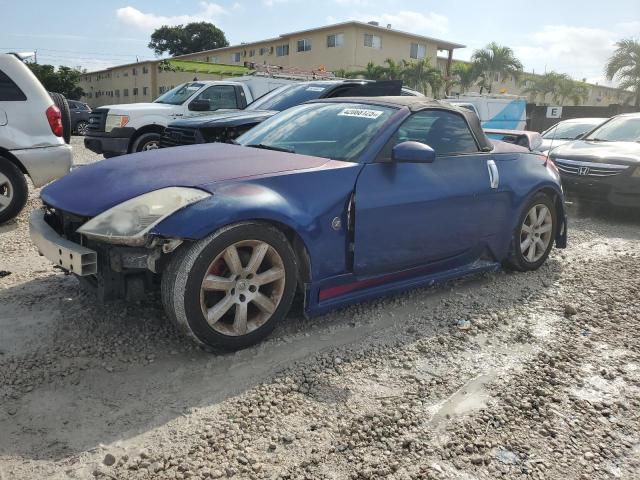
[246, 143, 295, 153]
[590, 138, 610, 142]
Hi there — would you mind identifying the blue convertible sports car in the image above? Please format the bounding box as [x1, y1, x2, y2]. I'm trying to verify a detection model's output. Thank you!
[30, 97, 567, 349]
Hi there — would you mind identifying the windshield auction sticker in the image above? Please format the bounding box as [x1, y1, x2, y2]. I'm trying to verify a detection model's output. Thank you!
[338, 108, 384, 119]
[306, 87, 326, 92]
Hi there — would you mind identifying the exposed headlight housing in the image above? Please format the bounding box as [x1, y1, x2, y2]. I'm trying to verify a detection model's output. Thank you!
[77, 187, 210, 245]
[105, 114, 130, 132]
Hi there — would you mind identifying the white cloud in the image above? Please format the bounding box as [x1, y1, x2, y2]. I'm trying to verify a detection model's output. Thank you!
[360, 11, 449, 35]
[514, 25, 619, 85]
[262, 0, 289, 7]
[116, 2, 228, 32]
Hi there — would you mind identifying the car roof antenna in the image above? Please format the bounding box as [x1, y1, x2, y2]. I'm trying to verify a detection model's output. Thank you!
[546, 121, 559, 163]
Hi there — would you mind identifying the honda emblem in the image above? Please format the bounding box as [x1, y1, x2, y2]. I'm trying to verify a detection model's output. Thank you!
[578, 166, 589, 176]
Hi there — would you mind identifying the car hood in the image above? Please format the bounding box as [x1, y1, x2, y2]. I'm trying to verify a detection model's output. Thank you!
[102, 103, 179, 114]
[170, 110, 277, 128]
[539, 138, 570, 152]
[41, 143, 332, 217]
[550, 140, 640, 165]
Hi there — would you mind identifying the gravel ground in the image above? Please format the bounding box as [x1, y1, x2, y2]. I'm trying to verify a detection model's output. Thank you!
[1, 138, 639, 479]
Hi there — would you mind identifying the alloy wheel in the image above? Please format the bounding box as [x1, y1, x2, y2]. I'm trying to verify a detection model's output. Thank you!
[0, 172, 13, 212]
[200, 240, 286, 336]
[77, 121, 89, 136]
[520, 204, 553, 263]
[142, 141, 159, 151]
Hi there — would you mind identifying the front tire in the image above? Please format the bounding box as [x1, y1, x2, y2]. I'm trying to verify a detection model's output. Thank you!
[161, 223, 298, 350]
[75, 120, 89, 136]
[504, 193, 557, 271]
[132, 132, 161, 153]
[0, 158, 28, 224]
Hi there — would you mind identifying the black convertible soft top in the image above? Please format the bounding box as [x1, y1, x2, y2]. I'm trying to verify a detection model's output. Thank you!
[313, 96, 494, 152]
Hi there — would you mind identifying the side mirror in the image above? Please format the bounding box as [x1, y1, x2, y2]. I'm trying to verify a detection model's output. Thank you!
[188, 99, 211, 112]
[392, 141, 436, 163]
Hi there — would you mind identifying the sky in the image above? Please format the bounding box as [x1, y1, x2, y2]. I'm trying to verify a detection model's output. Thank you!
[1, 0, 638, 86]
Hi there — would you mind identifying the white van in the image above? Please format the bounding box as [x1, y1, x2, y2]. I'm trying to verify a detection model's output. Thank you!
[444, 93, 527, 130]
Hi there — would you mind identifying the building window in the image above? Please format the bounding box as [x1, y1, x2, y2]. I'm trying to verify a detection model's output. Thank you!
[231, 52, 241, 62]
[296, 39, 312, 52]
[276, 44, 289, 57]
[248, 49, 255, 57]
[158, 86, 166, 94]
[259, 47, 268, 56]
[123, 72, 128, 77]
[327, 33, 344, 48]
[115, 89, 120, 97]
[123, 89, 129, 97]
[143, 66, 149, 74]
[364, 34, 381, 49]
[132, 68, 137, 76]
[143, 87, 148, 96]
[133, 87, 139, 96]
[410, 43, 426, 59]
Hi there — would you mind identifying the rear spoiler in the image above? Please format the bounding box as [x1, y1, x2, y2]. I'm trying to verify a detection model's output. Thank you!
[484, 129, 543, 152]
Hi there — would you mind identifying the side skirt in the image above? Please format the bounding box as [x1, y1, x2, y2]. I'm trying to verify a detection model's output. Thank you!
[304, 259, 501, 318]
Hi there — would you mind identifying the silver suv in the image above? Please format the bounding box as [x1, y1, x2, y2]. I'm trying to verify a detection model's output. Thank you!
[0, 53, 72, 223]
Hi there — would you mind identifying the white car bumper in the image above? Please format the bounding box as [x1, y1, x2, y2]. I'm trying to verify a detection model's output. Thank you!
[12, 144, 72, 187]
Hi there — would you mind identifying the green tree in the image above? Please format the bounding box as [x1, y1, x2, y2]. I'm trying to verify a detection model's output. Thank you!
[148, 22, 229, 57]
[351, 61, 387, 80]
[555, 77, 590, 105]
[451, 62, 479, 93]
[381, 58, 403, 80]
[27, 64, 84, 99]
[400, 58, 443, 97]
[605, 38, 640, 107]
[471, 42, 523, 93]
[522, 71, 566, 104]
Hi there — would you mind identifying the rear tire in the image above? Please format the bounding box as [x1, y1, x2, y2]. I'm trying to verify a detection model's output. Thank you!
[0, 157, 28, 224]
[161, 222, 298, 350]
[132, 132, 161, 153]
[504, 193, 557, 271]
[49, 92, 71, 144]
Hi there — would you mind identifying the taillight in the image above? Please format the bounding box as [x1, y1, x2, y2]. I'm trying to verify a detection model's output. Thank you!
[46, 105, 63, 137]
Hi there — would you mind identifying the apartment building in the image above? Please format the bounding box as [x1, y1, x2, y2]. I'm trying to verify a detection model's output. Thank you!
[79, 20, 463, 108]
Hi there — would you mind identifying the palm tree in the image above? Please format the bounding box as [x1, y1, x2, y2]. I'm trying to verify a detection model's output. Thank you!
[471, 42, 523, 93]
[400, 58, 443, 97]
[555, 78, 590, 106]
[605, 38, 640, 107]
[522, 72, 566, 104]
[351, 61, 386, 80]
[382, 58, 403, 80]
[451, 62, 479, 94]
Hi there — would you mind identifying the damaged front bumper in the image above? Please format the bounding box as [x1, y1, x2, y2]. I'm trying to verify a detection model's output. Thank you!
[29, 208, 177, 302]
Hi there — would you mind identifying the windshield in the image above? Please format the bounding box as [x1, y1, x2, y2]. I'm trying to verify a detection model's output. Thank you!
[584, 116, 640, 142]
[247, 83, 333, 112]
[542, 120, 604, 140]
[154, 82, 204, 105]
[237, 102, 396, 161]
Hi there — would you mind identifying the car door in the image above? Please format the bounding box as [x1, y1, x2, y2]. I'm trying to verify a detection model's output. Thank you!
[353, 109, 504, 277]
[185, 85, 243, 118]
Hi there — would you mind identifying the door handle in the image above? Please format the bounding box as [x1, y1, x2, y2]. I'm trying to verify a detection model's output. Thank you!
[487, 160, 499, 189]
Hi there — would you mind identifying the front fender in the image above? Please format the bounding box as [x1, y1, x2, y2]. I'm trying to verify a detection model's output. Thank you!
[152, 164, 362, 280]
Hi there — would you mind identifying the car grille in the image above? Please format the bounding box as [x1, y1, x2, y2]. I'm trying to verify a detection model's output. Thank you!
[87, 108, 108, 134]
[555, 158, 630, 178]
[159, 126, 201, 148]
[43, 206, 88, 244]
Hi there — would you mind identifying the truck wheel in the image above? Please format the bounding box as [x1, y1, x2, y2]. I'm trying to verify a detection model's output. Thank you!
[75, 120, 89, 136]
[132, 133, 161, 152]
[504, 193, 557, 271]
[161, 222, 298, 350]
[0, 157, 29, 224]
[49, 92, 71, 144]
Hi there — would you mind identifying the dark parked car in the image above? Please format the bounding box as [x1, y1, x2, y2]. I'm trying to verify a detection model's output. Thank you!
[549, 112, 640, 207]
[539, 117, 607, 154]
[159, 80, 419, 147]
[68, 100, 91, 135]
[31, 97, 566, 350]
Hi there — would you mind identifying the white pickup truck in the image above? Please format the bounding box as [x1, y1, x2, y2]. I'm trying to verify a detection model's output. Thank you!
[84, 77, 293, 158]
